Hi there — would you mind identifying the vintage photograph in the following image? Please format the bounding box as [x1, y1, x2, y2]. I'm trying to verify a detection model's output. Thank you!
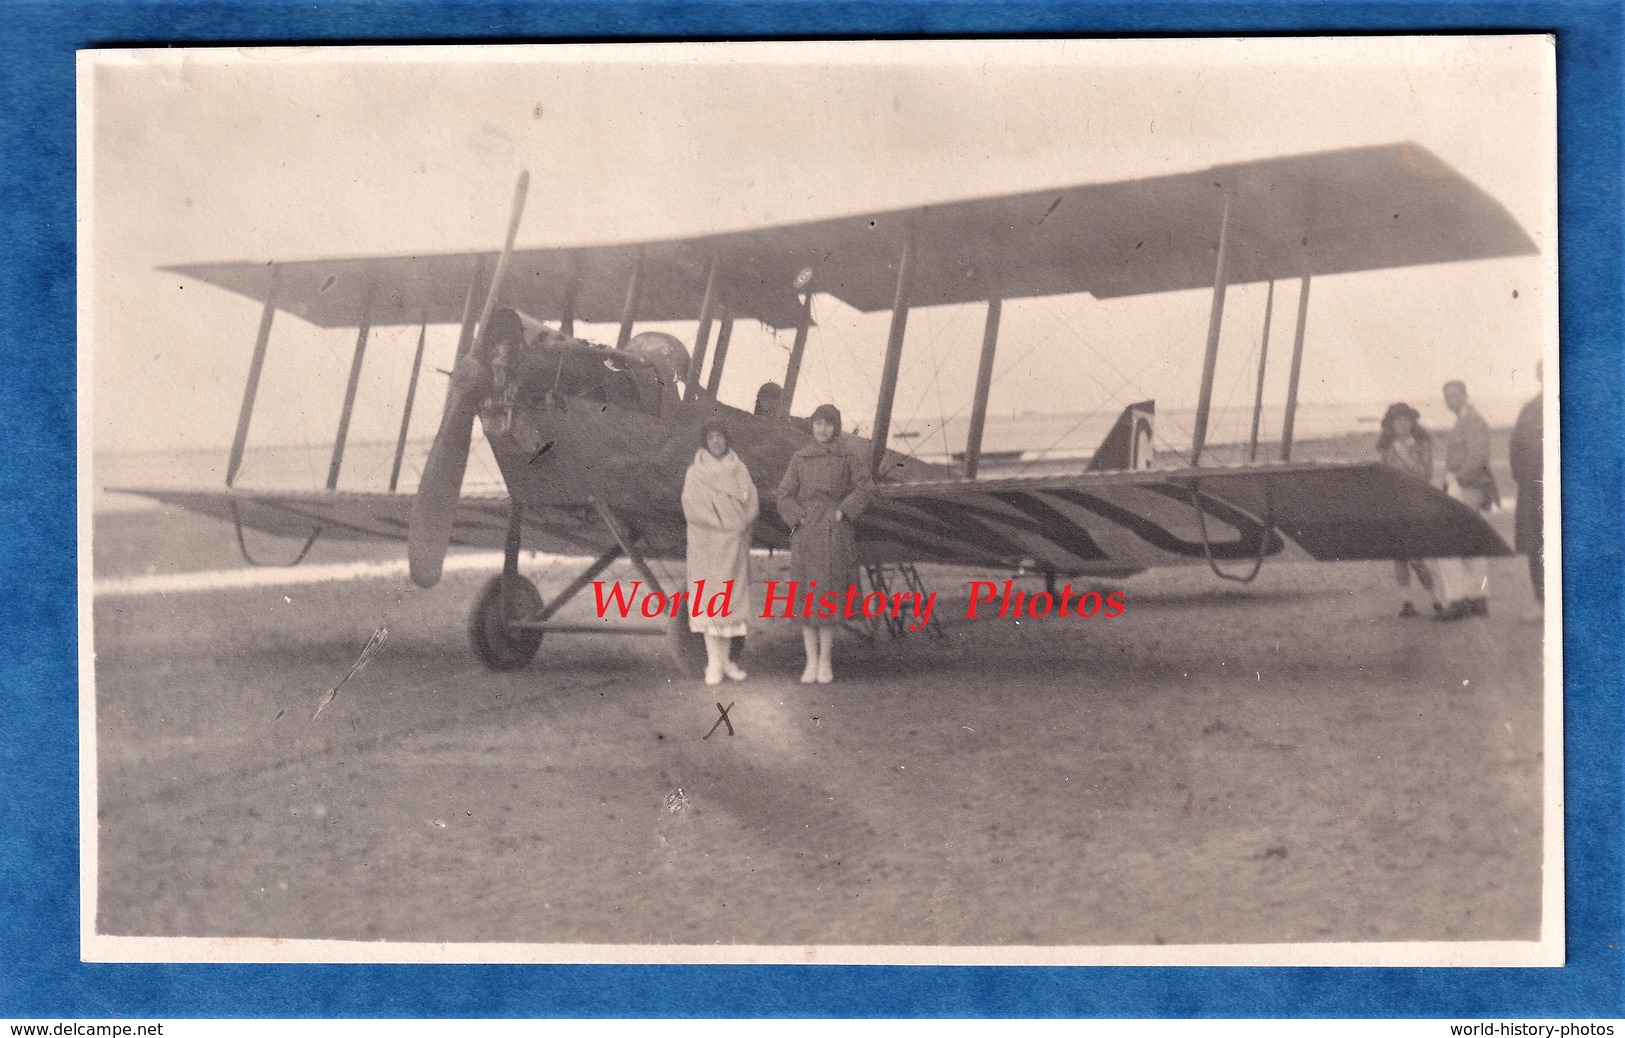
[81, 38, 1559, 965]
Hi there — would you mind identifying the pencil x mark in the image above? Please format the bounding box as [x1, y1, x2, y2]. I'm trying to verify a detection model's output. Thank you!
[704, 701, 735, 740]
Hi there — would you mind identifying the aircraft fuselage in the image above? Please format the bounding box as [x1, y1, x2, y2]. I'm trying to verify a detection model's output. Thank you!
[474, 328, 947, 558]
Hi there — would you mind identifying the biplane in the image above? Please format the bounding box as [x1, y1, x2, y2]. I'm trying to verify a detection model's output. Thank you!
[128, 142, 1532, 674]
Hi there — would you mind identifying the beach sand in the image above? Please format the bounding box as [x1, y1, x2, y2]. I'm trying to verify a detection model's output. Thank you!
[87, 433, 1546, 956]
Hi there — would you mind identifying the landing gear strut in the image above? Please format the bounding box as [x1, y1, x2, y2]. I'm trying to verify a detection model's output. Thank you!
[593, 498, 706, 678]
[466, 499, 547, 670]
[464, 496, 678, 672]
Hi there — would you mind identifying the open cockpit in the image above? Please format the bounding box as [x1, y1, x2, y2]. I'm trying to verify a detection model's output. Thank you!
[483, 307, 682, 421]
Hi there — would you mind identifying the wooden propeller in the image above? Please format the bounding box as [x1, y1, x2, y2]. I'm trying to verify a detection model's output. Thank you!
[408, 171, 530, 588]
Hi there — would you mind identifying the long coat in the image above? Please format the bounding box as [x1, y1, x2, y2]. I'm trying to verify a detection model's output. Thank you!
[1509, 394, 1542, 555]
[682, 448, 759, 634]
[776, 438, 876, 622]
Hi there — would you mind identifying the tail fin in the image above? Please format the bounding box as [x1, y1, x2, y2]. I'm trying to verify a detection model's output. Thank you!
[1087, 401, 1156, 471]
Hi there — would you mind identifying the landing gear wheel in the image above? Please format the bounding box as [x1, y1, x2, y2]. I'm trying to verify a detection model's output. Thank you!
[468, 574, 544, 671]
[665, 611, 707, 678]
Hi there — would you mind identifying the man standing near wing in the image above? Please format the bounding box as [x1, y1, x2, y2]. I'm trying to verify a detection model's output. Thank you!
[1435, 380, 1499, 621]
[1509, 362, 1545, 609]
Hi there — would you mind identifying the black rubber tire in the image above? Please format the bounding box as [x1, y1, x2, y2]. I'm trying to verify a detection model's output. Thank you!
[665, 610, 708, 678]
[468, 574, 544, 671]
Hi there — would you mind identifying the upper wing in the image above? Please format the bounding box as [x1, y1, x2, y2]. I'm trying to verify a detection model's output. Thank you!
[165, 142, 1535, 331]
[853, 462, 1510, 573]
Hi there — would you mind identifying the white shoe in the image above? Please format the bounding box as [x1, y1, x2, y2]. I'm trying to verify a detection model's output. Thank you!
[816, 660, 834, 684]
[704, 663, 723, 686]
[801, 660, 818, 684]
[723, 662, 748, 681]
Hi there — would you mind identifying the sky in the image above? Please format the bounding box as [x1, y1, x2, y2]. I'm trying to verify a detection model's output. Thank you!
[84, 38, 1556, 474]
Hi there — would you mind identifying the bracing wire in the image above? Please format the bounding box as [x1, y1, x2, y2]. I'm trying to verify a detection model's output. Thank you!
[1210, 323, 1262, 459]
[1209, 287, 1269, 455]
[932, 365, 952, 464]
[1023, 296, 1195, 466]
[892, 306, 962, 397]
[1011, 399, 1117, 476]
[891, 304, 1074, 459]
[1006, 317, 1142, 472]
[810, 296, 878, 414]
[892, 309, 967, 455]
[1029, 299, 1183, 429]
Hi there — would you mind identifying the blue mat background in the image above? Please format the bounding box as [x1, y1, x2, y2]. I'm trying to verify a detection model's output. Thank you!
[3, 0, 1618, 1019]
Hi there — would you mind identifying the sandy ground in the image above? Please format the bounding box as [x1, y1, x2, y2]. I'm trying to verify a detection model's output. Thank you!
[90, 502, 1546, 955]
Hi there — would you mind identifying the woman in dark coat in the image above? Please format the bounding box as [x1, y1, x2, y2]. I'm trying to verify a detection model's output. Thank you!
[1376, 402, 1441, 617]
[776, 403, 875, 683]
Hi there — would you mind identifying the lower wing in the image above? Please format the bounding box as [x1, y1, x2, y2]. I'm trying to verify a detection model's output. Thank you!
[856, 461, 1509, 574]
[120, 460, 1506, 576]
[115, 488, 625, 559]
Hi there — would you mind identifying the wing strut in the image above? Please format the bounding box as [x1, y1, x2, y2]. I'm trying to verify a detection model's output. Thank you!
[780, 294, 812, 415]
[963, 294, 1003, 480]
[559, 253, 580, 337]
[1281, 273, 1312, 461]
[326, 277, 375, 489]
[870, 220, 917, 476]
[614, 251, 644, 352]
[685, 252, 720, 397]
[706, 307, 735, 399]
[226, 264, 279, 488]
[1190, 195, 1232, 467]
[1247, 279, 1275, 462]
[389, 316, 429, 492]
[455, 255, 488, 359]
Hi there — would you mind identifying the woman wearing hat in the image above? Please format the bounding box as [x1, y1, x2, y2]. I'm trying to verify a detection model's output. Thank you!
[776, 404, 876, 682]
[1376, 402, 1442, 618]
[682, 420, 759, 685]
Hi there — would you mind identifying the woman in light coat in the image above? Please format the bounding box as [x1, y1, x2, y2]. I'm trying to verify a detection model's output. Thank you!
[776, 403, 876, 683]
[682, 420, 759, 685]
